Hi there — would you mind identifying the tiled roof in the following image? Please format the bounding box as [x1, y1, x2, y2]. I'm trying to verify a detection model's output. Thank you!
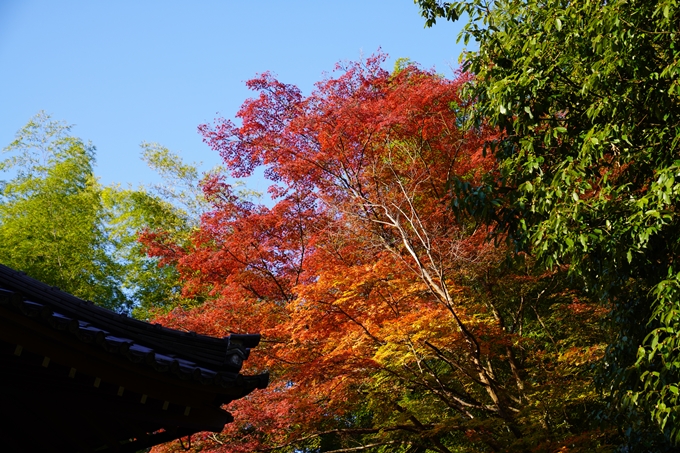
[0, 264, 264, 373]
[0, 263, 268, 452]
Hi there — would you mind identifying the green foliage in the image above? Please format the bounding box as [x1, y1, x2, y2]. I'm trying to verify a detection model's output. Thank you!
[141, 142, 260, 218]
[102, 186, 188, 319]
[0, 112, 204, 316]
[140, 142, 211, 224]
[416, 0, 680, 448]
[0, 112, 128, 310]
[392, 57, 415, 75]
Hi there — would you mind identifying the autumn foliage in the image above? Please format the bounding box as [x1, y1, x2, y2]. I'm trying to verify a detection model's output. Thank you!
[144, 55, 610, 452]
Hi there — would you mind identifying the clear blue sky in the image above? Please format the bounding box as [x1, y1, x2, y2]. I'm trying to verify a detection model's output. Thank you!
[0, 1, 466, 194]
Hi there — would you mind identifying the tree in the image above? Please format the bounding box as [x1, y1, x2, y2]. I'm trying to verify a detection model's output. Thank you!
[0, 113, 208, 315]
[0, 112, 128, 310]
[102, 185, 187, 317]
[416, 0, 680, 448]
[145, 56, 610, 452]
[105, 143, 222, 319]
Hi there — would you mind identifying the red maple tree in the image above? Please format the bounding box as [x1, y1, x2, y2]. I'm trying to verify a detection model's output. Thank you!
[144, 55, 609, 452]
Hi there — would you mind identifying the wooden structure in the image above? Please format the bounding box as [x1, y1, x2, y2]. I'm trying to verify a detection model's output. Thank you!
[0, 264, 268, 452]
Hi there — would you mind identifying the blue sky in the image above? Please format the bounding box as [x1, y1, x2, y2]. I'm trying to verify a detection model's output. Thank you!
[0, 1, 466, 194]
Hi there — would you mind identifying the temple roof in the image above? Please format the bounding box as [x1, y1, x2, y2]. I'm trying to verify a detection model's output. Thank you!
[0, 264, 268, 452]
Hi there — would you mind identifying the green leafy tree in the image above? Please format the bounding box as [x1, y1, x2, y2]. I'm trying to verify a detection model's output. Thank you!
[106, 143, 223, 319]
[0, 112, 128, 310]
[139, 142, 213, 224]
[103, 186, 187, 318]
[416, 0, 680, 448]
[0, 113, 213, 316]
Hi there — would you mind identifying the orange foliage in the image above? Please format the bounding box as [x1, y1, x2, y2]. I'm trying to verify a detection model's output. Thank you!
[144, 55, 609, 452]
